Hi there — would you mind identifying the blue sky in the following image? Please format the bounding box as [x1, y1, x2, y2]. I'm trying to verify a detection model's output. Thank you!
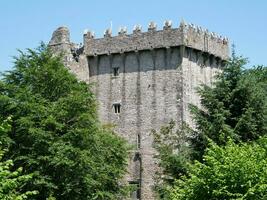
[0, 0, 266, 71]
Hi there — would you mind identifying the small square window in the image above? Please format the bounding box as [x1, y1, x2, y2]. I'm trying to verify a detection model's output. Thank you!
[113, 103, 121, 114]
[113, 67, 119, 76]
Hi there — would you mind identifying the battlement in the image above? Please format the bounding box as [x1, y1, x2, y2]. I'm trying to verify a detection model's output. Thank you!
[84, 20, 229, 59]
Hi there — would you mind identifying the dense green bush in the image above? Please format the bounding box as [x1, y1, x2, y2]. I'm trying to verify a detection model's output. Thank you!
[169, 139, 267, 200]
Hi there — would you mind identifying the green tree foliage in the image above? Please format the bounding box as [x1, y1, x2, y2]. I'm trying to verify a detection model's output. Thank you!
[168, 139, 267, 200]
[0, 117, 12, 149]
[0, 149, 38, 200]
[190, 57, 267, 159]
[0, 119, 38, 200]
[0, 44, 129, 200]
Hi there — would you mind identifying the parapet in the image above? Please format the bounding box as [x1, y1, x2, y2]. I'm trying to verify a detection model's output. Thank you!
[83, 21, 229, 60]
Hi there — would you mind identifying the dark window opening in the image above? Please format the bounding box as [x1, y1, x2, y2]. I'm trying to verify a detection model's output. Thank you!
[137, 134, 141, 149]
[129, 181, 141, 200]
[113, 103, 121, 114]
[87, 56, 95, 77]
[133, 153, 141, 180]
[113, 67, 119, 76]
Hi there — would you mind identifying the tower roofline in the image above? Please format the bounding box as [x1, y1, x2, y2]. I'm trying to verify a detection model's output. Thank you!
[82, 20, 229, 59]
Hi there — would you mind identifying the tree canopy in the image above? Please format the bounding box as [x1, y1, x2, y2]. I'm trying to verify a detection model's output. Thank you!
[0, 44, 129, 200]
[168, 139, 267, 200]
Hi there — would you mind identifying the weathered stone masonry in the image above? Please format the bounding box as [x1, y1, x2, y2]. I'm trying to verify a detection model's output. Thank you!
[49, 21, 229, 200]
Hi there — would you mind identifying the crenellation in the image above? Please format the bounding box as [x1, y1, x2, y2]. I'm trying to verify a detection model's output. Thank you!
[104, 28, 112, 38]
[83, 29, 88, 35]
[163, 20, 172, 30]
[118, 26, 127, 36]
[148, 21, 157, 32]
[196, 25, 201, 33]
[84, 30, 95, 39]
[133, 24, 142, 34]
[84, 20, 229, 60]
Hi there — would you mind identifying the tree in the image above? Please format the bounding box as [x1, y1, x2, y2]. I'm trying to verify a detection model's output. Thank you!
[0, 44, 129, 200]
[190, 56, 267, 159]
[0, 119, 38, 200]
[168, 138, 267, 200]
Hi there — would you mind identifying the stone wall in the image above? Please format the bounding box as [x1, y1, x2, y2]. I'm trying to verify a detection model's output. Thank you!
[181, 47, 222, 127]
[88, 47, 183, 199]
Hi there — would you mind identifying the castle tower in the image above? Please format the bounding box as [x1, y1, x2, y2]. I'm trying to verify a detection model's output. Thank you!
[49, 21, 229, 200]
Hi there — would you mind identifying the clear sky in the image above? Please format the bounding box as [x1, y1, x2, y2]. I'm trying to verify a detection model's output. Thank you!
[0, 0, 267, 72]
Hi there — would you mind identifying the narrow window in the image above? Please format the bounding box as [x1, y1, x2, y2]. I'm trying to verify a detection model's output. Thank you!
[113, 103, 121, 114]
[113, 67, 119, 76]
[129, 181, 141, 200]
[137, 134, 141, 149]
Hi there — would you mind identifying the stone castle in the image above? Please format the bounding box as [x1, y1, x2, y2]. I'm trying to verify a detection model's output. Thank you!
[48, 20, 229, 200]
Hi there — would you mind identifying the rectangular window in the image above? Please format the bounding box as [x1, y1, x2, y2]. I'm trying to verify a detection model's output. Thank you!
[129, 181, 141, 199]
[137, 134, 141, 149]
[113, 103, 121, 114]
[113, 67, 119, 76]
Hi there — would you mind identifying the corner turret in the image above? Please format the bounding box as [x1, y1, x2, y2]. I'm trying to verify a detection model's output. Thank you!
[48, 26, 89, 83]
[49, 26, 72, 55]
[49, 26, 70, 45]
